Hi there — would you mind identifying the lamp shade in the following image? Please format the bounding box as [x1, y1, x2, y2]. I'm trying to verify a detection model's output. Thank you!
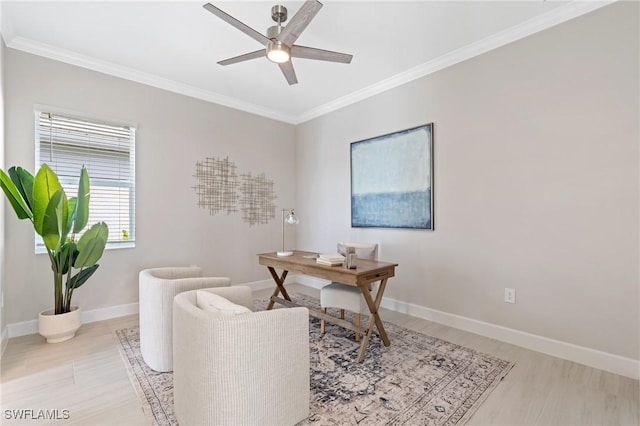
[284, 212, 299, 225]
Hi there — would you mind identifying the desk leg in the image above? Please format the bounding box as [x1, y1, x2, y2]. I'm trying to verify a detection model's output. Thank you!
[356, 278, 390, 363]
[267, 267, 290, 310]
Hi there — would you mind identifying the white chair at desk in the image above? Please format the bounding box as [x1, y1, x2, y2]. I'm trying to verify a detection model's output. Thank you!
[320, 243, 378, 341]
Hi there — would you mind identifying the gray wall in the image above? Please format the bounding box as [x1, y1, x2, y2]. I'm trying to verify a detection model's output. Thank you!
[295, 2, 639, 359]
[1, 37, 6, 352]
[4, 48, 296, 324]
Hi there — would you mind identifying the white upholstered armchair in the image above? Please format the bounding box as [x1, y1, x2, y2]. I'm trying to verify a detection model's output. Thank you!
[173, 286, 310, 426]
[138, 266, 230, 372]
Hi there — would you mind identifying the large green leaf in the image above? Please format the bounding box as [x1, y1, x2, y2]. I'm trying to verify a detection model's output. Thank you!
[69, 264, 99, 289]
[55, 241, 79, 275]
[8, 167, 34, 212]
[73, 167, 90, 233]
[74, 222, 108, 268]
[33, 164, 64, 236]
[41, 190, 68, 251]
[0, 168, 32, 220]
[65, 197, 77, 237]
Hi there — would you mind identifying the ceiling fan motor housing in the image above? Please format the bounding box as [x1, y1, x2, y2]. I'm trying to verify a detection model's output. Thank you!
[271, 5, 287, 23]
[267, 6, 288, 64]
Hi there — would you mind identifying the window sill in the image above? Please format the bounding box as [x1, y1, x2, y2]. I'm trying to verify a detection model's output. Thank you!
[35, 241, 136, 255]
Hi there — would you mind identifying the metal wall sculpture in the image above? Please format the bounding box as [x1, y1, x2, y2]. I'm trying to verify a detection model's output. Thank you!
[239, 173, 276, 226]
[193, 156, 276, 226]
[194, 157, 239, 215]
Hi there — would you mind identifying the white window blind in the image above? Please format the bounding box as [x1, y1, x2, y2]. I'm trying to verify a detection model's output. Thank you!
[35, 110, 136, 250]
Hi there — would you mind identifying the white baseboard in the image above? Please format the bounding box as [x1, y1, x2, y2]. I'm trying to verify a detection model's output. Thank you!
[242, 278, 283, 291]
[6, 277, 637, 379]
[293, 276, 639, 379]
[295, 274, 330, 289]
[83, 302, 139, 324]
[7, 302, 139, 338]
[5, 279, 287, 339]
[380, 296, 639, 380]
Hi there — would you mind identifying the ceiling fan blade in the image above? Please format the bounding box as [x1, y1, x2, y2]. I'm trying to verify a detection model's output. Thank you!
[203, 3, 270, 46]
[218, 50, 265, 66]
[277, 0, 323, 47]
[278, 61, 298, 85]
[291, 45, 352, 64]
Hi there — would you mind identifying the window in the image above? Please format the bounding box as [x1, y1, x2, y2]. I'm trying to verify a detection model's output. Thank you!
[35, 108, 136, 251]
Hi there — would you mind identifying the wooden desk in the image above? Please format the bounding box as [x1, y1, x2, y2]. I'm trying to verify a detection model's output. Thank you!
[258, 250, 398, 363]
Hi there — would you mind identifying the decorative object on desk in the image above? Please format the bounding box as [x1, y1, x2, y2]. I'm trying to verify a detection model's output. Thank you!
[345, 246, 357, 269]
[316, 253, 345, 266]
[351, 123, 434, 230]
[115, 293, 514, 426]
[277, 208, 299, 256]
[0, 164, 108, 343]
[193, 156, 277, 226]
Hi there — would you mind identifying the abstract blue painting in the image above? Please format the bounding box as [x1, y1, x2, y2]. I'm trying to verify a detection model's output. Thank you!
[351, 124, 433, 230]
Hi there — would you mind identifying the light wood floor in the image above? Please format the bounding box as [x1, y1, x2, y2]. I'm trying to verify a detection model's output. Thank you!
[1, 284, 638, 426]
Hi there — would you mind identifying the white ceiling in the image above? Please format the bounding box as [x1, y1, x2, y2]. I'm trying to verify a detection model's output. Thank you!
[1, 1, 612, 124]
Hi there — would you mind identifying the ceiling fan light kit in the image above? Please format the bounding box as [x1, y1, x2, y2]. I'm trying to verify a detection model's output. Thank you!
[203, 0, 353, 85]
[267, 40, 290, 64]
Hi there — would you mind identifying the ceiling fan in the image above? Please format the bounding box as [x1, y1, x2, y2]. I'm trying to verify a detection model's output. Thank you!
[203, 1, 353, 85]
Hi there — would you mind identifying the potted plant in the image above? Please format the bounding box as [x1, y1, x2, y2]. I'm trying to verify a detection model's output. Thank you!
[0, 164, 108, 342]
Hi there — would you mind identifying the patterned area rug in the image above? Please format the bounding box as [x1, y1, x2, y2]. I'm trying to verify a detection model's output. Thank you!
[115, 294, 513, 426]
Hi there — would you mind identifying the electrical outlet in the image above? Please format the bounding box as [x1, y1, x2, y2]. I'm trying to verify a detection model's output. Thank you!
[504, 288, 516, 304]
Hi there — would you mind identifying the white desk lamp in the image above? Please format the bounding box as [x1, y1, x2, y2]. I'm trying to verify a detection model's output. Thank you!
[277, 208, 299, 256]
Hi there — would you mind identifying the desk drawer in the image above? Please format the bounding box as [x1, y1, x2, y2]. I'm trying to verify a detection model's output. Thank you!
[363, 270, 391, 281]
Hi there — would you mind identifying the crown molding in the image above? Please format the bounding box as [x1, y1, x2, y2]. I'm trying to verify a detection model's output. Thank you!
[5, 1, 615, 126]
[5, 36, 298, 124]
[293, 0, 615, 124]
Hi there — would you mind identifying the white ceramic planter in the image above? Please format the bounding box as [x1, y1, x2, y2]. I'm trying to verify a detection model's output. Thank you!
[38, 306, 82, 343]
